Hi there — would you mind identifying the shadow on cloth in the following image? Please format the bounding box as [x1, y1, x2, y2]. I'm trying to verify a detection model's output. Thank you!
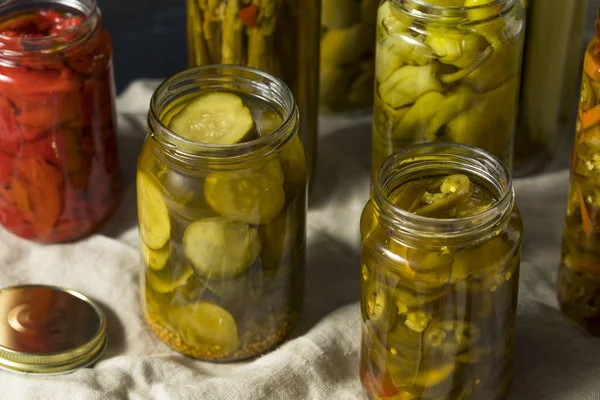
[512, 301, 600, 400]
[95, 299, 126, 360]
[292, 231, 361, 337]
[309, 119, 372, 209]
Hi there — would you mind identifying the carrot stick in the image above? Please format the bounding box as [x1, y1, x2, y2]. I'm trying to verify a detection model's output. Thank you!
[582, 103, 600, 129]
[585, 51, 600, 82]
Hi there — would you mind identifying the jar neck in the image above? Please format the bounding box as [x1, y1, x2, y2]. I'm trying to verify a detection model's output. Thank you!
[0, 0, 100, 57]
[390, 0, 517, 25]
[372, 143, 515, 246]
[148, 65, 299, 168]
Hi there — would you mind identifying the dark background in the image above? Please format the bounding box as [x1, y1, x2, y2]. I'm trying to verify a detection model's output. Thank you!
[99, 0, 187, 93]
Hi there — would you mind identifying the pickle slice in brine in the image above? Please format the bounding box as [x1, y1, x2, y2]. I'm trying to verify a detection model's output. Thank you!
[141, 241, 170, 271]
[170, 302, 240, 356]
[168, 92, 255, 145]
[204, 159, 286, 225]
[147, 264, 193, 294]
[183, 217, 261, 279]
[137, 171, 171, 249]
[451, 237, 512, 282]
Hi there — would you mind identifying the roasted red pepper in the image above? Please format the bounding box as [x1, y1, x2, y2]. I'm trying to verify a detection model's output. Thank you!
[0, 7, 120, 243]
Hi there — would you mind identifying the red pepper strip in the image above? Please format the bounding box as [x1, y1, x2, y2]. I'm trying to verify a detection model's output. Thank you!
[66, 30, 112, 77]
[239, 5, 258, 28]
[49, 16, 83, 36]
[0, 65, 80, 96]
[0, 95, 21, 146]
[33, 10, 66, 33]
[0, 14, 39, 33]
[360, 368, 399, 398]
[13, 158, 63, 238]
[56, 129, 91, 189]
[0, 153, 14, 186]
[579, 188, 594, 238]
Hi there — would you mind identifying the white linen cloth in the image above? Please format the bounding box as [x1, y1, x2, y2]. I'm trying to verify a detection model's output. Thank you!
[0, 80, 599, 400]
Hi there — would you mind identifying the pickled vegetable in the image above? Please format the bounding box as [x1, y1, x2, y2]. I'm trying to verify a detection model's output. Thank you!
[371, 0, 525, 176]
[183, 217, 261, 279]
[169, 93, 255, 144]
[140, 85, 306, 361]
[319, 0, 377, 113]
[558, 12, 600, 336]
[361, 172, 522, 399]
[186, 0, 319, 186]
[0, 6, 120, 242]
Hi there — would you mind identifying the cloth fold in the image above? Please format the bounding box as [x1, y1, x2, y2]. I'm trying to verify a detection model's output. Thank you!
[0, 80, 598, 400]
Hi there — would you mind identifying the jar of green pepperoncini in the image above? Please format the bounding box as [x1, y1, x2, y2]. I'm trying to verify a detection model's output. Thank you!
[372, 0, 526, 178]
[138, 66, 307, 362]
[186, 0, 320, 189]
[320, 0, 378, 113]
[360, 143, 523, 399]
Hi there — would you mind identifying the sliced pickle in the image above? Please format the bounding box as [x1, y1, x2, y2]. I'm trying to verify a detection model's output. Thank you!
[363, 280, 397, 332]
[170, 302, 240, 356]
[204, 159, 286, 225]
[168, 92, 255, 145]
[389, 182, 427, 212]
[183, 217, 261, 279]
[137, 171, 170, 249]
[414, 175, 474, 217]
[141, 241, 170, 271]
[147, 264, 193, 294]
[423, 319, 481, 354]
[451, 237, 512, 282]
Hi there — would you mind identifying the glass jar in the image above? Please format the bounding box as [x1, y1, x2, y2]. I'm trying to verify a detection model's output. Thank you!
[557, 8, 600, 335]
[514, 0, 587, 176]
[0, 0, 120, 243]
[319, 0, 377, 113]
[138, 66, 307, 362]
[186, 0, 319, 187]
[360, 143, 523, 399]
[371, 0, 525, 177]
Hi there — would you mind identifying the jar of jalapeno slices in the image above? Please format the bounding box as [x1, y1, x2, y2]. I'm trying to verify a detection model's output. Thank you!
[514, 0, 587, 176]
[0, 0, 120, 243]
[372, 0, 525, 177]
[186, 0, 319, 187]
[360, 143, 523, 399]
[139, 66, 306, 362]
[557, 8, 600, 336]
[320, 0, 377, 113]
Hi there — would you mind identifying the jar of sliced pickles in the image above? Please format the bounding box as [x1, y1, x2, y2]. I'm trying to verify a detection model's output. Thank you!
[0, 0, 120, 243]
[138, 66, 306, 362]
[558, 8, 600, 335]
[320, 0, 378, 113]
[186, 0, 319, 187]
[372, 0, 525, 177]
[514, 0, 587, 176]
[360, 143, 523, 399]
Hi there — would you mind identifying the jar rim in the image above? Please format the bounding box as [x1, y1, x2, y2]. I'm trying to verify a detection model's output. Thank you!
[0, 0, 99, 55]
[390, 0, 518, 24]
[148, 65, 299, 164]
[372, 143, 514, 242]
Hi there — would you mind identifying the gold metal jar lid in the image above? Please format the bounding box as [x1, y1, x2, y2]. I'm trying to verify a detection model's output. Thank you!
[0, 284, 107, 375]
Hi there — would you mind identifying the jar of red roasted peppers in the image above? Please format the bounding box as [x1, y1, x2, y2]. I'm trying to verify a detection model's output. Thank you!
[0, 0, 121, 243]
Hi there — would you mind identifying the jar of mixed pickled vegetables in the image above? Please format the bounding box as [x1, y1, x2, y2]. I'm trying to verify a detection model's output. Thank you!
[186, 0, 319, 187]
[320, 0, 377, 113]
[372, 0, 525, 177]
[360, 143, 523, 399]
[558, 8, 600, 336]
[514, 0, 587, 176]
[0, 0, 120, 243]
[138, 66, 306, 361]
